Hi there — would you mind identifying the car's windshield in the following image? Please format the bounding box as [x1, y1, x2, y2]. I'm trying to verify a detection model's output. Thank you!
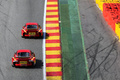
[27, 25, 37, 29]
[18, 52, 30, 57]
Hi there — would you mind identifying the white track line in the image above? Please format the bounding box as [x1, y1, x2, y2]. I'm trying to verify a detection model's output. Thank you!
[43, 0, 47, 80]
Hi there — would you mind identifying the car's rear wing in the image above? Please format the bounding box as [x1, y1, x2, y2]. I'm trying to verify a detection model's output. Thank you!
[15, 57, 30, 58]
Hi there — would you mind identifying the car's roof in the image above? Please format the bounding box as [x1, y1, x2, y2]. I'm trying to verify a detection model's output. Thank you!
[17, 49, 31, 53]
[26, 22, 38, 25]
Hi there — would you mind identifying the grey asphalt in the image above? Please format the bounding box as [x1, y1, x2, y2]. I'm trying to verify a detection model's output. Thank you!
[0, 0, 44, 80]
[78, 0, 120, 80]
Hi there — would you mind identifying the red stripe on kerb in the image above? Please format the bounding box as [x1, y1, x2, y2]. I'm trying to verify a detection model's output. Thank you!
[46, 21, 59, 23]
[47, 10, 58, 12]
[46, 63, 62, 67]
[46, 47, 61, 50]
[47, 5, 58, 7]
[46, 40, 60, 43]
[48, 33, 60, 36]
[47, 0, 58, 2]
[46, 15, 59, 18]
[46, 72, 62, 76]
[46, 27, 60, 30]
[46, 55, 61, 58]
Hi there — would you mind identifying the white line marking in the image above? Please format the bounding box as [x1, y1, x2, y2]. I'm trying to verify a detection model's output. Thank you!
[43, 0, 47, 80]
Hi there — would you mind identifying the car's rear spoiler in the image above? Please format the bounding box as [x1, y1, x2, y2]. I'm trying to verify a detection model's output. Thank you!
[15, 57, 30, 58]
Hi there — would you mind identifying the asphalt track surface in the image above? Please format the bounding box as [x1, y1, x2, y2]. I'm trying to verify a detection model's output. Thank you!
[78, 0, 120, 80]
[0, 0, 44, 80]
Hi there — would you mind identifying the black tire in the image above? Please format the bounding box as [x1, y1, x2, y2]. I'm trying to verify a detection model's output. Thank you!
[12, 65, 14, 67]
[39, 33, 43, 38]
[21, 36, 24, 38]
[31, 62, 35, 67]
[39, 33, 41, 37]
[22, 33, 25, 38]
[12, 63, 15, 67]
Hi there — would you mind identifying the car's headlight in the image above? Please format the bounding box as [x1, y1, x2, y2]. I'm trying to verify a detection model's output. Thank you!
[23, 29, 27, 33]
[13, 60, 18, 62]
[29, 60, 33, 62]
[12, 57, 18, 62]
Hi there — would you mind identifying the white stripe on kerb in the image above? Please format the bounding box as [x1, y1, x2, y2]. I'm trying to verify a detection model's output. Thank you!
[43, 0, 47, 80]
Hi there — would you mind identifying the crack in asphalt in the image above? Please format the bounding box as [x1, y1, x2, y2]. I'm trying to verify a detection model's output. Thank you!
[0, 10, 9, 17]
[89, 36, 101, 73]
[103, 50, 118, 72]
[0, 0, 23, 49]
[0, 67, 4, 80]
[85, 5, 96, 10]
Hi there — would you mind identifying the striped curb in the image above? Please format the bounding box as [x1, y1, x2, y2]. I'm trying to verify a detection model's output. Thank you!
[45, 0, 62, 80]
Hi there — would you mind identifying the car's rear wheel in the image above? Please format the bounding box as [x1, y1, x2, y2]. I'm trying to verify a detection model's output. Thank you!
[12, 63, 15, 67]
[22, 33, 25, 38]
[39, 33, 43, 38]
[39, 33, 41, 37]
[12, 65, 14, 67]
[31, 62, 35, 67]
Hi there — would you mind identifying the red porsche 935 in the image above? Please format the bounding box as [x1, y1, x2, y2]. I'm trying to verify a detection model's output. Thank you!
[21, 22, 43, 38]
[12, 49, 36, 67]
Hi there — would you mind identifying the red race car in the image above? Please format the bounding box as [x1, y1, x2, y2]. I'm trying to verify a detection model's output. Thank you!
[21, 22, 43, 38]
[12, 49, 36, 67]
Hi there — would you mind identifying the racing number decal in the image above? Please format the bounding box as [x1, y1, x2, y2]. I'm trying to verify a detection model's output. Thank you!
[29, 32, 36, 36]
[20, 61, 27, 64]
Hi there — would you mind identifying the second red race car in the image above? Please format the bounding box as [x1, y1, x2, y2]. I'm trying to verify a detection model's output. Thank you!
[21, 22, 43, 38]
[12, 49, 36, 67]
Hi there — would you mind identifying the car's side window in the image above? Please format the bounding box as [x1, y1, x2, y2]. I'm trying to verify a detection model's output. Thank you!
[38, 25, 41, 28]
[31, 51, 34, 55]
[23, 25, 26, 29]
[14, 52, 17, 57]
[31, 51, 35, 57]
